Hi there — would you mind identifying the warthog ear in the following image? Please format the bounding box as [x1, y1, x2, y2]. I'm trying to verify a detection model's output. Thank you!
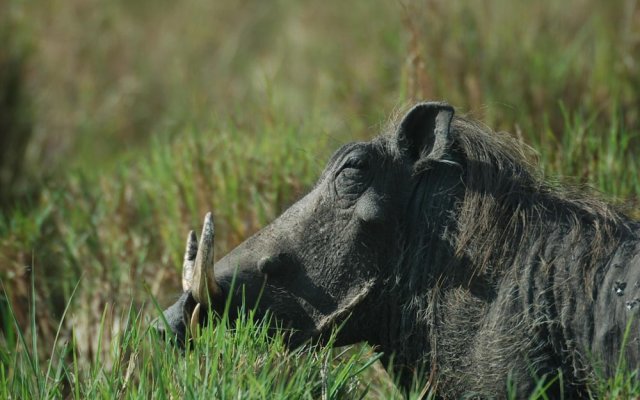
[396, 102, 454, 168]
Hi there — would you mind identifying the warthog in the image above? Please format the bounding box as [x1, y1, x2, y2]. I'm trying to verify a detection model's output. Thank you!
[157, 102, 640, 397]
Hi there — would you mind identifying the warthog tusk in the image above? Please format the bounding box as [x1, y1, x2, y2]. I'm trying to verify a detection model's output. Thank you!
[190, 302, 201, 339]
[182, 230, 198, 292]
[191, 212, 222, 305]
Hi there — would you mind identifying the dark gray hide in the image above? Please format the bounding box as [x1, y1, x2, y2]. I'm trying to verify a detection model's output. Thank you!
[157, 102, 640, 398]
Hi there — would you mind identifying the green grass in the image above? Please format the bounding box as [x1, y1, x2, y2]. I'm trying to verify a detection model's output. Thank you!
[1, 0, 639, 397]
[1, 285, 391, 399]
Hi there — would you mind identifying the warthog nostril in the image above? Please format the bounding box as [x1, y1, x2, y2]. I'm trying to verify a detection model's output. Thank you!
[153, 320, 167, 340]
[152, 318, 188, 348]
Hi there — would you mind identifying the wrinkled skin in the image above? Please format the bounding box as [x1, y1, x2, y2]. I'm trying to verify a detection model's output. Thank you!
[157, 114, 422, 347]
[156, 102, 640, 397]
[157, 103, 451, 353]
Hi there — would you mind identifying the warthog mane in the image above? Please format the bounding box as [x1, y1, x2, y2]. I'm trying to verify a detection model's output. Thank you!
[375, 114, 636, 396]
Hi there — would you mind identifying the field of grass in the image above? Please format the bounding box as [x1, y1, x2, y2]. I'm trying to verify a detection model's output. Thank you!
[1, 0, 639, 398]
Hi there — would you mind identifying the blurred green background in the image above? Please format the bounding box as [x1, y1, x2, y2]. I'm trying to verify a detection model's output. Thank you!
[1, 0, 639, 396]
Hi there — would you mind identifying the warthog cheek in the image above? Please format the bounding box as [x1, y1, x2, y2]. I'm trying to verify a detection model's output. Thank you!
[355, 192, 384, 223]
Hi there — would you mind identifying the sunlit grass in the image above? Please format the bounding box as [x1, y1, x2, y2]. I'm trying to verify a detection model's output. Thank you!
[1, 281, 390, 399]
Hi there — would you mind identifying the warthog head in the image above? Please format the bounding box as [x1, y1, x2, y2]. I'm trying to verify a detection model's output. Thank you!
[156, 102, 456, 349]
[156, 98, 640, 397]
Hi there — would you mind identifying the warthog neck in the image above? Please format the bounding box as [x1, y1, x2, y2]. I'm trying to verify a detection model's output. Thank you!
[377, 218, 640, 397]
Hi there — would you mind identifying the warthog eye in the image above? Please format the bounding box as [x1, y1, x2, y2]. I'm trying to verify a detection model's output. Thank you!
[335, 154, 371, 199]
